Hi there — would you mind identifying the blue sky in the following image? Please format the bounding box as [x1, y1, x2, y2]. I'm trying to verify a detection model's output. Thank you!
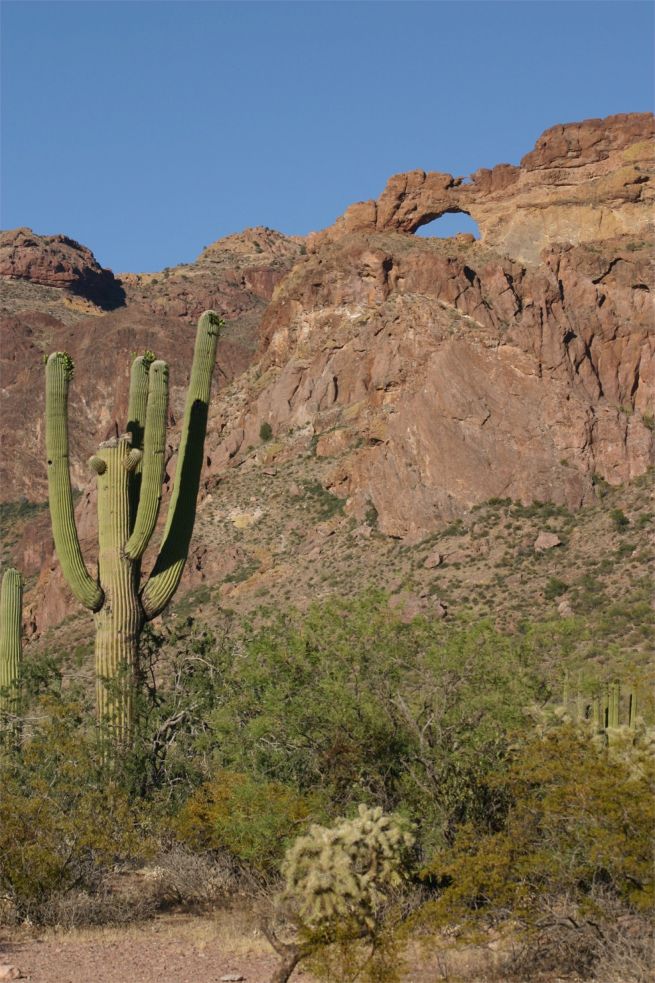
[2, 1, 653, 272]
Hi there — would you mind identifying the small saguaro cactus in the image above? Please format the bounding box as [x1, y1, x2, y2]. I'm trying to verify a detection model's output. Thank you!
[45, 311, 223, 743]
[0, 567, 22, 721]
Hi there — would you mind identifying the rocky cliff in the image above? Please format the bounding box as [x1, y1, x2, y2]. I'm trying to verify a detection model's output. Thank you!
[1, 111, 653, 633]
[213, 112, 654, 539]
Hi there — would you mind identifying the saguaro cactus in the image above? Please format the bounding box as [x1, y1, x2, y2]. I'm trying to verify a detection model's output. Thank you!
[45, 311, 222, 743]
[0, 567, 22, 719]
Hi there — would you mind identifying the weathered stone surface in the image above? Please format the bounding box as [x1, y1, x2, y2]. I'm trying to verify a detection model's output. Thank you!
[0, 965, 22, 982]
[310, 113, 654, 265]
[424, 549, 444, 569]
[235, 114, 653, 540]
[0, 227, 123, 308]
[534, 531, 562, 551]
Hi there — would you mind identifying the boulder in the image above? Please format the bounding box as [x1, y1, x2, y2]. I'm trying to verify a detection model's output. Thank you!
[535, 531, 562, 551]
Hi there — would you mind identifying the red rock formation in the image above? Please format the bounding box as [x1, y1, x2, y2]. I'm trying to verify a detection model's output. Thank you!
[214, 113, 654, 540]
[0, 227, 304, 503]
[311, 112, 654, 265]
[0, 227, 124, 308]
[3, 112, 654, 632]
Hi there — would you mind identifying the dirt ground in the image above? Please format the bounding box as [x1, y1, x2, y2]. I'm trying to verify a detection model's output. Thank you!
[1, 911, 316, 983]
[0, 910, 511, 983]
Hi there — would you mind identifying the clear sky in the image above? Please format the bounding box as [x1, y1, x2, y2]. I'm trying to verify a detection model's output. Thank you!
[1, 1, 653, 272]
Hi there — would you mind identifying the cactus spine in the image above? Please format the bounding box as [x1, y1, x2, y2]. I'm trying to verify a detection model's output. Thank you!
[0, 568, 22, 720]
[45, 312, 222, 743]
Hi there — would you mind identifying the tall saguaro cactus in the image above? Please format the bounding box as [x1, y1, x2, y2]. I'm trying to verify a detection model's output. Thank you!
[45, 311, 222, 743]
[0, 567, 22, 720]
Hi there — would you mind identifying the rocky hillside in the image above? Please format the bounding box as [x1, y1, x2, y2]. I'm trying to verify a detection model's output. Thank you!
[0, 225, 303, 501]
[0, 111, 653, 641]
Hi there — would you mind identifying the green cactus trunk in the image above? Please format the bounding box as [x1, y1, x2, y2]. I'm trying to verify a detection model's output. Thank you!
[45, 312, 222, 745]
[0, 568, 22, 722]
[609, 682, 620, 729]
[93, 436, 144, 744]
[628, 687, 638, 729]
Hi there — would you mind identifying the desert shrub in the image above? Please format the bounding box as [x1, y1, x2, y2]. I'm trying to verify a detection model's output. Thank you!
[175, 770, 319, 874]
[205, 596, 540, 854]
[0, 697, 154, 924]
[259, 421, 273, 442]
[420, 727, 654, 977]
[145, 844, 240, 906]
[117, 616, 229, 798]
[30, 883, 157, 930]
[501, 893, 654, 982]
[610, 507, 630, 531]
[301, 480, 345, 518]
[544, 576, 568, 600]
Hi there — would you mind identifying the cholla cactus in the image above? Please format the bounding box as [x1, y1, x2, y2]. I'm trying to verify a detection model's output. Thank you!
[0, 567, 22, 720]
[45, 311, 222, 743]
[281, 805, 414, 935]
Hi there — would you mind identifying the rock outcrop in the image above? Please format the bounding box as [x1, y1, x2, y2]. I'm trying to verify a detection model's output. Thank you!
[0, 227, 304, 502]
[312, 112, 654, 264]
[212, 112, 654, 539]
[0, 227, 125, 308]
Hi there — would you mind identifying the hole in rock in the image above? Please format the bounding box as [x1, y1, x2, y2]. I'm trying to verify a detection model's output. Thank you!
[415, 211, 480, 240]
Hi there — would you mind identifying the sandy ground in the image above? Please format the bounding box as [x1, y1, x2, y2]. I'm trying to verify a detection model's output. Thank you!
[0, 910, 518, 983]
[0, 912, 317, 983]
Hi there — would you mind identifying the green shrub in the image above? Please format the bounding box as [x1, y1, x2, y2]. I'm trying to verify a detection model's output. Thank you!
[544, 577, 568, 600]
[259, 421, 273, 442]
[0, 699, 153, 922]
[301, 481, 345, 519]
[422, 727, 654, 925]
[175, 770, 318, 873]
[610, 507, 630, 531]
[203, 595, 540, 854]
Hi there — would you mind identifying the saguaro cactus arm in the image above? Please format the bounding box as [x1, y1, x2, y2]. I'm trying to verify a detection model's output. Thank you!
[0, 568, 22, 714]
[45, 353, 104, 611]
[126, 352, 155, 452]
[141, 312, 222, 619]
[124, 360, 169, 561]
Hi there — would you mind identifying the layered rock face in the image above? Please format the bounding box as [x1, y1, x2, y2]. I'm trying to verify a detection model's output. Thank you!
[214, 113, 654, 539]
[0, 227, 124, 308]
[314, 113, 654, 264]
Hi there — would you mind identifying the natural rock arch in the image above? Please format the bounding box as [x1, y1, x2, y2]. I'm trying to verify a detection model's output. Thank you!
[414, 210, 480, 240]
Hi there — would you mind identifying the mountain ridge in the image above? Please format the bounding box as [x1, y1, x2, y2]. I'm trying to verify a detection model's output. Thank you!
[0, 111, 653, 637]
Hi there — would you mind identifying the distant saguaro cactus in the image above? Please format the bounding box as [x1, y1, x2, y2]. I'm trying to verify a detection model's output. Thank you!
[0, 567, 22, 721]
[45, 311, 222, 743]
